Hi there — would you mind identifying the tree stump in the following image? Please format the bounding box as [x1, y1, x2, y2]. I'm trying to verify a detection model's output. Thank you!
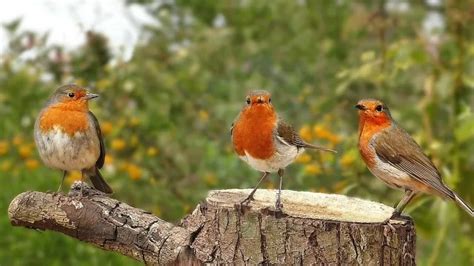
[8, 183, 416, 265]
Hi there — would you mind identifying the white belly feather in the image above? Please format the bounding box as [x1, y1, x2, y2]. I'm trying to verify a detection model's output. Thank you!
[35, 126, 100, 171]
[239, 136, 304, 173]
[367, 140, 412, 190]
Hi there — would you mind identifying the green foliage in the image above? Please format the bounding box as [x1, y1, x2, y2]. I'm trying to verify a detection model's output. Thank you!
[1, 1, 473, 265]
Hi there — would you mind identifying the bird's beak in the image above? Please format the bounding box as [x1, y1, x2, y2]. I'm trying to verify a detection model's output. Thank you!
[85, 92, 99, 100]
[355, 104, 366, 111]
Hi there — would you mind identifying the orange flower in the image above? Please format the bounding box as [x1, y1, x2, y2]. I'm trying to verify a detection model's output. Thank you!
[304, 164, 321, 175]
[66, 171, 83, 185]
[299, 125, 313, 142]
[12, 136, 23, 146]
[104, 155, 114, 165]
[295, 153, 311, 164]
[126, 163, 142, 180]
[25, 159, 39, 170]
[101, 121, 114, 136]
[0, 140, 9, 155]
[18, 145, 33, 158]
[111, 139, 126, 151]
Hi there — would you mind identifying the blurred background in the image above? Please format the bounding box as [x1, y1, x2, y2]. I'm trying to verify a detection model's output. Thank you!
[0, 0, 473, 265]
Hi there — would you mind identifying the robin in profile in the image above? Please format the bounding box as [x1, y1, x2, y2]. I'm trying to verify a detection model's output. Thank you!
[356, 99, 473, 218]
[231, 90, 336, 211]
[34, 84, 113, 194]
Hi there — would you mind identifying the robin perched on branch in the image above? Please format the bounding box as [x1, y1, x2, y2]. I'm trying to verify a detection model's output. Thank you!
[34, 84, 113, 194]
[356, 99, 473, 218]
[231, 90, 336, 211]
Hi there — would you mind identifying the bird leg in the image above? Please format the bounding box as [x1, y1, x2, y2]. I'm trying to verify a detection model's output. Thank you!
[57, 171, 68, 192]
[392, 189, 417, 218]
[241, 172, 269, 206]
[275, 169, 284, 212]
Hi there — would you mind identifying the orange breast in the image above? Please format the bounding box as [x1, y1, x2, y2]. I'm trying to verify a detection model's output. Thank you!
[358, 118, 390, 168]
[232, 106, 276, 160]
[39, 104, 90, 135]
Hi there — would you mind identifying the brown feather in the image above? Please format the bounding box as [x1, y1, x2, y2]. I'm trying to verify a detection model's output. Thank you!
[374, 125, 454, 199]
[276, 121, 336, 153]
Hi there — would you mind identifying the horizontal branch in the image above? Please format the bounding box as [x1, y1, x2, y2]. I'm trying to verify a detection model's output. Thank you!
[8, 182, 198, 265]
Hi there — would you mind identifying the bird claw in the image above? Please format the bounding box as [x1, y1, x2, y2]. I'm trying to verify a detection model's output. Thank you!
[383, 211, 411, 224]
[240, 195, 254, 207]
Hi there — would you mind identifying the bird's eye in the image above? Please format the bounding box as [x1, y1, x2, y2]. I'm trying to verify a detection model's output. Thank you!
[246, 98, 251, 105]
[67, 92, 75, 98]
[269, 98, 271, 103]
[375, 105, 383, 112]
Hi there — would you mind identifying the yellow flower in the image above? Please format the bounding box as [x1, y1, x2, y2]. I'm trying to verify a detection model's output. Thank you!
[12, 136, 23, 146]
[147, 147, 159, 157]
[126, 163, 142, 180]
[198, 110, 209, 122]
[299, 125, 313, 142]
[313, 124, 331, 139]
[313, 124, 341, 145]
[101, 121, 113, 136]
[1, 160, 12, 171]
[0, 140, 9, 155]
[328, 135, 341, 145]
[18, 145, 33, 158]
[295, 153, 311, 164]
[203, 173, 217, 186]
[340, 152, 356, 169]
[304, 164, 321, 175]
[104, 155, 114, 165]
[111, 138, 126, 151]
[66, 171, 83, 185]
[130, 117, 140, 127]
[25, 159, 39, 170]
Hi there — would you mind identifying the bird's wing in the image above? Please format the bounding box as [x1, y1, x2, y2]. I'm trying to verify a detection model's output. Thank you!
[276, 120, 307, 148]
[374, 126, 453, 198]
[88, 111, 105, 169]
[276, 120, 336, 152]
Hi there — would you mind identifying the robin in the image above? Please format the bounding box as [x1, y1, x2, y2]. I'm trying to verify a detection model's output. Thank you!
[231, 90, 336, 211]
[34, 84, 113, 194]
[356, 99, 473, 218]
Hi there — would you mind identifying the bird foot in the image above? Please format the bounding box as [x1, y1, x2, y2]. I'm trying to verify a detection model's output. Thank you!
[240, 195, 254, 207]
[383, 211, 411, 224]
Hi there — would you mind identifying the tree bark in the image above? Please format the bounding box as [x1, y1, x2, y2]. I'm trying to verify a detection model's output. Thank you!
[8, 182, 416, 265]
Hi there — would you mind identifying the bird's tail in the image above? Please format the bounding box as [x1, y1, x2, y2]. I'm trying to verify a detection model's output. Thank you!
[303, 142, 337, 153]
[84, 167, 113, 194]
[453, 192, 473, 217]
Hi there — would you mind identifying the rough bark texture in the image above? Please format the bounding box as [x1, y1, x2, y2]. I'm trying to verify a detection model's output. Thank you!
[8, 183, 416, 265]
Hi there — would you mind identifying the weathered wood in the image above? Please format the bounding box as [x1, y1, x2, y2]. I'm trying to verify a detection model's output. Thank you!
[182, 189, 416, 265]
[8, 183, 416, 265]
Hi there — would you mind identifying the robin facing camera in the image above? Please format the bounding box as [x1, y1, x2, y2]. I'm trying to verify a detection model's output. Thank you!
[231, 90, 336, 211]
[34, 84, 112, 194]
